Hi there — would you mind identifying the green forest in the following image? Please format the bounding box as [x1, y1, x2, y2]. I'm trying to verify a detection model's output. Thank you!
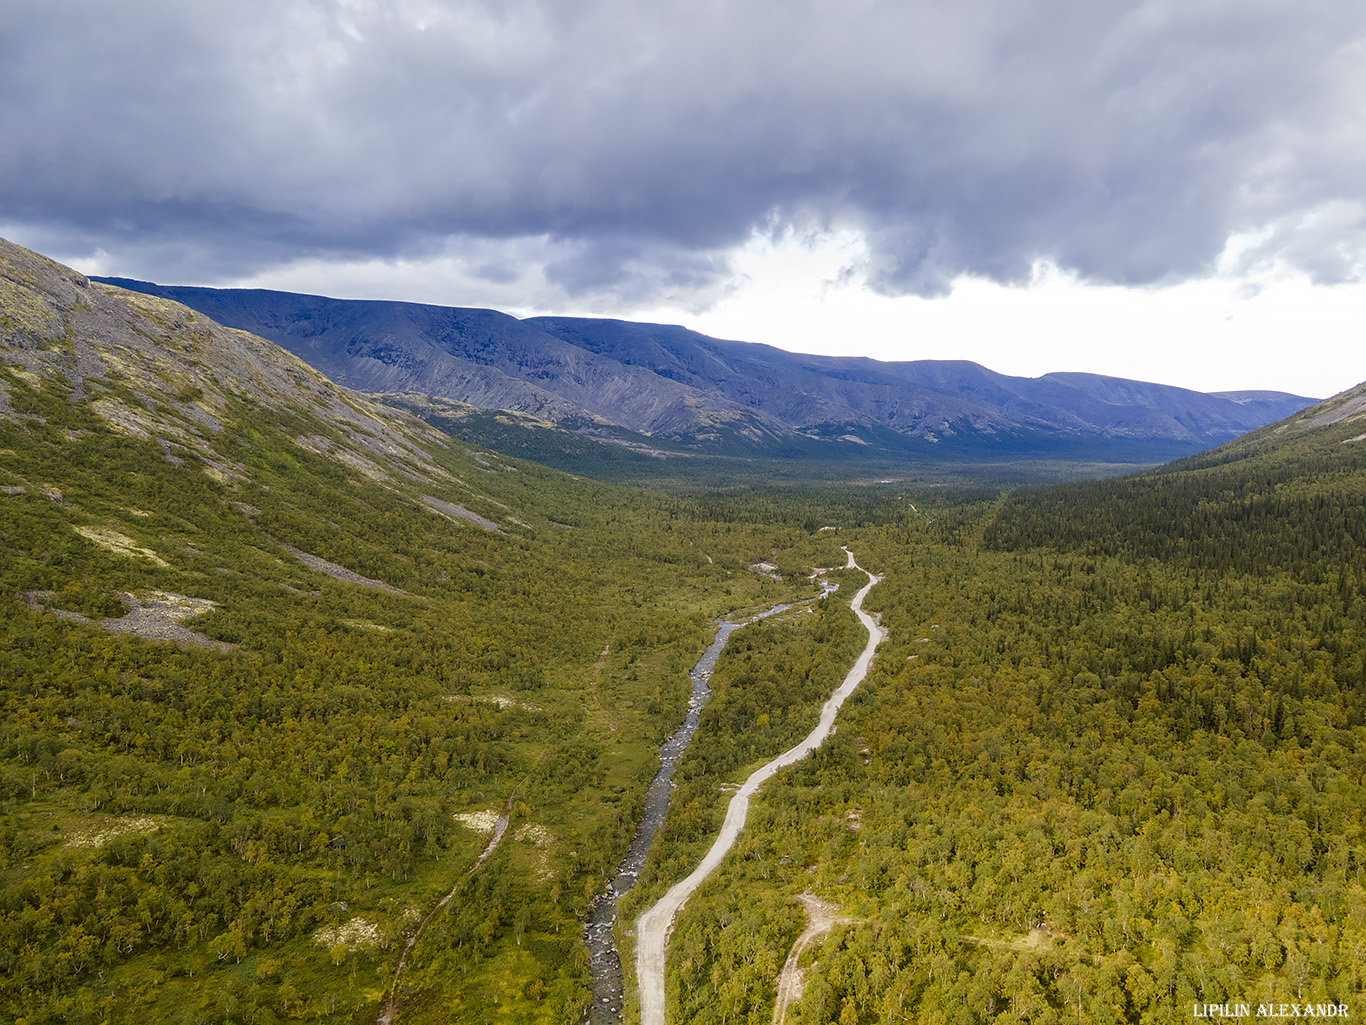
[2, 254, 1364, 1023]
[642, 414, 1366, 1024]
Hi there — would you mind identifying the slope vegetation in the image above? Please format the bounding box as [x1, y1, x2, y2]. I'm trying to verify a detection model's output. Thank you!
[1, 238, 847, 1024]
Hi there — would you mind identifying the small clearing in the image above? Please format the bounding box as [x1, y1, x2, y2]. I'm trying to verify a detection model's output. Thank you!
[64, 816, 162, 849]
[515, 824, 551, 844]
[961, 925, 1067, 953]
[453, 809, 503, 833]
[444, 693, 537, 712]
[342, 619, 393, 633]
[516, 823, 554, 880]
[74, 525, 171, 568]
[315, 918, 384, 952]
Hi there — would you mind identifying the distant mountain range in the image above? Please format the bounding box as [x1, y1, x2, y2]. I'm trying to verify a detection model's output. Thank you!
[92, 277, 1317, 464]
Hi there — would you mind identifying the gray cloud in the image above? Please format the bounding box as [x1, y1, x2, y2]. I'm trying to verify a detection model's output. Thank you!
[3, 0, 1364, 301]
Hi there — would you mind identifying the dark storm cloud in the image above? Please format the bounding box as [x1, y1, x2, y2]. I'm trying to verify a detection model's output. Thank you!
[3, 0, 1364, 299]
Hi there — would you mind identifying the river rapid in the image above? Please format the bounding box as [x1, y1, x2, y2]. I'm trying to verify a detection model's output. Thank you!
[583, 582, 838, 1024]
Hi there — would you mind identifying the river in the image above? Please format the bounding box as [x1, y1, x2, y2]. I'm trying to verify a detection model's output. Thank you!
[634, 548, 884, 1025]
[583, 580, 838, 1024]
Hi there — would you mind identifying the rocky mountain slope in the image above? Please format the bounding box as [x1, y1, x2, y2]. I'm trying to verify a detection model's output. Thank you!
[94, 276, 1315, 463]
[90, 280, 795, 454]
[2, 238, 476, 504]
[1267, 378, 1366, 434]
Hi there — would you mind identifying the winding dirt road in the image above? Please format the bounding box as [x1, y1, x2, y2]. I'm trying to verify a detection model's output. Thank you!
[635, 548, 885, 1025]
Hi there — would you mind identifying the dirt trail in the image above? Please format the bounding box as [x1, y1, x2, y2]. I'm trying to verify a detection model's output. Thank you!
[771, 893, 853, 1025]
[635, 547, 885, 1025]
[377, 797, 512, 1025]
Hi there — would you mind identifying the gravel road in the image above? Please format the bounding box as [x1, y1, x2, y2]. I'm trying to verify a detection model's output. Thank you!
[634, 548, 885, 1025]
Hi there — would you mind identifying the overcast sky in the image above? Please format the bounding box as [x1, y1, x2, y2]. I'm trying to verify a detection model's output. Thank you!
[3, 0, 1363, 397]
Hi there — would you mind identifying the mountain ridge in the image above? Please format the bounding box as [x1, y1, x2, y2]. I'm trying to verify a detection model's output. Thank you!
[93, 274, 1317, 464]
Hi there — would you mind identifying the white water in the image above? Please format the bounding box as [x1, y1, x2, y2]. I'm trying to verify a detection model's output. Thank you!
[635, 548, 885, 1025]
